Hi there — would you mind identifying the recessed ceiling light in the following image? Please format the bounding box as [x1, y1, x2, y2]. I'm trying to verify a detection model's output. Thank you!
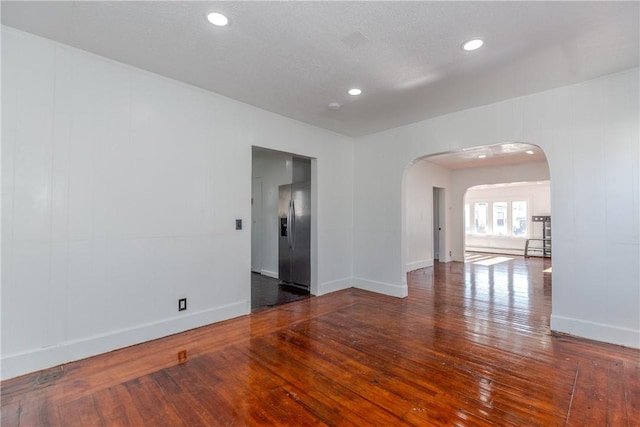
[478, 154, 487, 159]
[207, 12, 229, 26]
[348, 88, 362, 96]
[462, 39, 484, 51]
[525, 150, 535, 154]
[328, 102, 341, 110]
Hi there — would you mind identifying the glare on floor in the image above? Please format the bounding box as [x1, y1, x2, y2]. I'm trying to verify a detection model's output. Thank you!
[473, 256, 513, 266]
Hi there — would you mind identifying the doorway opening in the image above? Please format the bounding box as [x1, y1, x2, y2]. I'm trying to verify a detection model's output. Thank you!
[402, 142, 551, 295]
[251, 147, 314, 311]
[433, 187, 446, 261]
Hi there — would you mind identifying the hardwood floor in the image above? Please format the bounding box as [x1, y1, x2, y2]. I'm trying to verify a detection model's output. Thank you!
[2, 255, 639, 426]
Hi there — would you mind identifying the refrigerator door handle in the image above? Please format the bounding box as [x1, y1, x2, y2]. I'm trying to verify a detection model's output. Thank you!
[291, 198, 296, 252]
[287, 199, 293, 250]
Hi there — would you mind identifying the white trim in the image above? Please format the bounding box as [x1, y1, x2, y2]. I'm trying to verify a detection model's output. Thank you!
[1, 301, 248, 380]
[406, 259, 433, 272]
[353, 278, 408, 298]
[551, 314, 640, 349]
[465, 196, 533, 239]
[465, 247, 524, 256]
[259, 269, 279, 279]
[317, 277, 352, 295]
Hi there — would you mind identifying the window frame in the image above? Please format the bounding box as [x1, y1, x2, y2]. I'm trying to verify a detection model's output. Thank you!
[464, 197, 532, 239]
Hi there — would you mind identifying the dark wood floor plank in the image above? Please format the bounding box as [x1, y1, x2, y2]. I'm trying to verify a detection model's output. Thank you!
[95, 385, 146, 427]
[315, 312, 564, 425]
[281, 325, 498, 426]
[123, 377, 186, 426]
[274, 328, 423, 418]
[319, 307, 573, 417]
[624, 362, 640, 426]
[170, 355, 244, 424]
[59, 394, 104, 426]
[2, 254, 638, 426]
[3, 398, 62, 427]
[0, 401, 20, 426]
[244, 337, 406, 425]
[203, 348, 328, 426]
[607, 360, 629, 427]
[148, 370, 216, 426]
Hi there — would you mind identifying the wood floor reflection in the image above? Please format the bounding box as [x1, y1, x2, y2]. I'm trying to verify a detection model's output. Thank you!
[2, 255, 638, 426]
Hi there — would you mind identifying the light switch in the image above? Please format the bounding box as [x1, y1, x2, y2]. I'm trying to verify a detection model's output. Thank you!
[236, 219, 242, 230]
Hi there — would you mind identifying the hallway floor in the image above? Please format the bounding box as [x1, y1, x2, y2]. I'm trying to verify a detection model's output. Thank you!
[250, 272, 310, 312]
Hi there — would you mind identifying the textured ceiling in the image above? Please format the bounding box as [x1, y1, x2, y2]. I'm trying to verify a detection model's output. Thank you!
[425, 143, 546, 170]
[2, 1, 638, 137]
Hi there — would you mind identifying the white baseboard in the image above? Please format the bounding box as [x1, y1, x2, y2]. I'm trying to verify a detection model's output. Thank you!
[317, 277, 352, 295]
[406, 259, 433, 272]
[465, 247, 524, 256]
[1, 300, 249, 381]
[260, 269, 278, 279]
[550, 314, 640, 349]
[353, 277, 408, 298]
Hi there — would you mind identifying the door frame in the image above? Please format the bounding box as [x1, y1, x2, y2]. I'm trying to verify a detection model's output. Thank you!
[433, 186, 447, 262]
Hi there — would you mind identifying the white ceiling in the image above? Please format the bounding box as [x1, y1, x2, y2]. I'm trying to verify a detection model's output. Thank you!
[2, 1, 638, 137]
[424, 142, 546, 170]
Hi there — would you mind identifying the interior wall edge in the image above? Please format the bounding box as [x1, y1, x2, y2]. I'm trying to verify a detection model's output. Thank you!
[353, 278, 408, 298]
[406, 260, 434, 272]
[550, 314, 640, 349]
[317, 277, 353, 296]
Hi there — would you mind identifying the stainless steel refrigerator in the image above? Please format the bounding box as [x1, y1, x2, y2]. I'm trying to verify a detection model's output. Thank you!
[278, 181, 311, 289]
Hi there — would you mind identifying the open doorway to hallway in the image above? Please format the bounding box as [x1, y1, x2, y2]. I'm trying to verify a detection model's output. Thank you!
[251, 147, 313, 311]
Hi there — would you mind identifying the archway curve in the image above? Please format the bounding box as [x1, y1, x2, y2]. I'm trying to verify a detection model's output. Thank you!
[401, 142, 551, 289]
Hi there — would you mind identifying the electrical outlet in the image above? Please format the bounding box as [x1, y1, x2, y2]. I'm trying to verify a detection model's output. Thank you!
[178, 298, 187, 311]
[178, 349, 187, 364]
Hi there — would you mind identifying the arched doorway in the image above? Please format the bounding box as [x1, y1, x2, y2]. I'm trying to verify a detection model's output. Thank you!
[402, 142, 550, 280]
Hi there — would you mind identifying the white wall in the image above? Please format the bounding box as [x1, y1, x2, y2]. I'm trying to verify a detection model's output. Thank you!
[465, 181, 551, 255]
[1, 27, 354, 380]
[251, 149, 292, 278]
[404, 160, 452, 272]
[354, 68, 639, 348]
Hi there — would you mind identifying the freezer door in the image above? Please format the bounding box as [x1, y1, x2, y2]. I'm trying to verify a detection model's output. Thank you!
[291, 181, 311, 287]
[278, 184, 292, 283]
